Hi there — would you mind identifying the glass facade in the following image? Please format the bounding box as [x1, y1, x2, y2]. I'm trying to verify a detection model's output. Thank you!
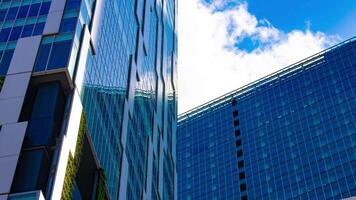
[178, 38, 356, 200]
[0, 0, 177, 199]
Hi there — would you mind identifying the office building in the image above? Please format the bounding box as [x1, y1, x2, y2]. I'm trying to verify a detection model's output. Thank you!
[178, 38, 356, 200]
[0, 0, 177, 199]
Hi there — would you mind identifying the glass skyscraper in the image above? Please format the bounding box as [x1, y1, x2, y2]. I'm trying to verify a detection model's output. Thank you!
[0, 0, 177, 199]
[178, 37, 356, 200]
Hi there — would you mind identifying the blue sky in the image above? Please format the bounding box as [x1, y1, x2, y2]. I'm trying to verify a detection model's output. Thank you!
[178, 0, 356, 113]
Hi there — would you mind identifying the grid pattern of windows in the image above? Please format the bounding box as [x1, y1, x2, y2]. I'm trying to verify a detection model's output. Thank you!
[178, 104, 240, 200]
[178, 38, 356, 200]
[0, 0, 52, 76]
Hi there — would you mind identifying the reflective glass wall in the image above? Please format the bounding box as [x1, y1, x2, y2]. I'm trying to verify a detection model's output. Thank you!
[178, 38, 356, 200]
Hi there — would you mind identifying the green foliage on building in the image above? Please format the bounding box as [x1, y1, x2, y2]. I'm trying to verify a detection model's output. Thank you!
[61, 112, 86, 200]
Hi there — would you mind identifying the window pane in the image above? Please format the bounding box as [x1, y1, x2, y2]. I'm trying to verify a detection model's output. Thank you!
[9, 26, 23, 41]
[21, 24, 34, 37]
[28, 3, 40, 17]
[0, 50, 14, 75]
[65, 0, 81, 10]
[5, 7, 18, 21]
[0, 10, 7, 21]
[33, 22, 45, 35]
[39, 2, 51, 15]
[0, 28, 11, 42]
[34, 43, 51, 72]
[17, 5, 30, 19]
[47, 40, 72, 70]
[60, 17, 77, 33]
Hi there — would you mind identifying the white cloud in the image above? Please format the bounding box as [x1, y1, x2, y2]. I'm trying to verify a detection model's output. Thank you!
[178, 0, 340, 114]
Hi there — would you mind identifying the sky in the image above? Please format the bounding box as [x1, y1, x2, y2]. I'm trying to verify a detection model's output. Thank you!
[178, 0, 356, 114]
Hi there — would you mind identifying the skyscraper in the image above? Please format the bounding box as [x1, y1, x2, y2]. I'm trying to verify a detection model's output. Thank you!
[178, 37, 356, 200]
[0, 0, 177, 199]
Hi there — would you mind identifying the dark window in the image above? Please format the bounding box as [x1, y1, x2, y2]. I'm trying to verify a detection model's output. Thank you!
[235, 129, 241, 137]
[21, 24, 34, 37]
[59, 17, 77, 33]
[236, 140, 242, 147]
[234, 120, 240, 126]
[5, 7, 18, 21]
[47, 40, 72, 70]
[233, 110, 239, 117]
[65, 0, 81, 10]
[232, 99, 237, 106]
[238, 160, 244, 168]
[0, 50, 14, 75]
[0, 10, 7, 21]
[34, 43, 51, 72]
[28, 3, 40, 17]
[9, 26, 23, 41]
[39, 2, 51, 15]
[17, 5, 29, 19]
[237, 150, 243, 157]
[240, 183, 247, 191]
[239, 172, 245, 180]
[241, 195, 248, 200]
[0, 28, 11, 42]
[33, 23, 45, 35]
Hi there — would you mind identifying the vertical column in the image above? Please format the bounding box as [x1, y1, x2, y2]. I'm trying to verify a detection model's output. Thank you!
[43, 0, 67, 35]
[0, 36, 41, 195]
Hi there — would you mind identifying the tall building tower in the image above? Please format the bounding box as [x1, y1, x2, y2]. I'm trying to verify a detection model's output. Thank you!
[178, 38, 356, 200]
[0, 0, 177, 200]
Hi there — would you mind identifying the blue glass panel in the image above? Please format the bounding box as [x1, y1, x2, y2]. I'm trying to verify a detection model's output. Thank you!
[16, 5, 29, 19]
[39, 2, 50, 16]
[65, 0, 81, 11]
[28, 3, 40, 17]
[59, 17, 77, 33]
[47, 40, 72, 70]
[0, 28, 11, 42]
[9, 26, 22, 41]
[0, 50, 14, 75]
[34, 43, 51, 72]
[33, 22, 45, 35]
[5, 7, 18, 21]
[0, 10, 6, 21]
[21, 24, 34, 37]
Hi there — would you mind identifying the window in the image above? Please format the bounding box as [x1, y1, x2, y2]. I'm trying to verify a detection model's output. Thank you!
[39, 2, 51, 15]
[60, 17, 77, 33]
[33, 23, 45, 35]
[240, 183, 247, 191]
[17, 5, 30, 19]
[0, 10, 6, 21]
[238, 160, 244, 168]
[5, 7, 19, 21]
[232, 99, 237, 106]
[34, 43, 51, 72]
[235, 129, 241, 136]
[234, 120, 240, 126]
[65, 0, 81, 10]
[239, 172, 245, 180]
[47, 40, 72, 70]
[237, 150, 243, 157]
[21, 24, 34, 37]
[0, 28, 11, 42]
[236, 140, 242, 147]
[28, 3, 41, 17]
[233, 110, 239, 117]
[0, 50, 14, 75]
[9, 26, 23, 41]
